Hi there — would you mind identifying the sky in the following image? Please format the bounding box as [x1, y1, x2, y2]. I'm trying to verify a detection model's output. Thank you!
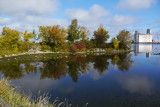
[0, 0, 160, 40]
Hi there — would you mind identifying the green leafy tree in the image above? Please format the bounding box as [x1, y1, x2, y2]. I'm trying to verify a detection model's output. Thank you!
[67, 19, 81, 42]
[93, 25, 110, 48]
[117, 30, 132, 49]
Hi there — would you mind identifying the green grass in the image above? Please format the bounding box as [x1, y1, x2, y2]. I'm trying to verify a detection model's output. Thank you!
[0, 79, 72, 107]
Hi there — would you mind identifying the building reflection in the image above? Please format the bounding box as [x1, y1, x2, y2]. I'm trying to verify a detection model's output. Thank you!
[133, 44, 152, 57]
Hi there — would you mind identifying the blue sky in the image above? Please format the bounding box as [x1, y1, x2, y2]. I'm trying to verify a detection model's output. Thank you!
[0, 0, 160, 40]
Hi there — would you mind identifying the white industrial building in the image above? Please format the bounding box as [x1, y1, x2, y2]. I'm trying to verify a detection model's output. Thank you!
[134, 29, 152, 43]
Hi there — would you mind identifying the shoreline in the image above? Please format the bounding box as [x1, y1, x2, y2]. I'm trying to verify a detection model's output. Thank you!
[0, 50, 132, 59]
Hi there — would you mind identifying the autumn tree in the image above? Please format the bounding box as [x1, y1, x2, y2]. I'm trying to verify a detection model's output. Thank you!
[39, 25, 66, 47]
[117, 30, 132, 49]
[23, 31, 34, 42]
[2, 27, 21, 43]
[39, 26, 52, 45]
[67, 19, 81, 42]
[80, 26, 90, 41]
[1, 27, 21, 54]
[111, 38, 119, 49]
[93, 25, 110, 48]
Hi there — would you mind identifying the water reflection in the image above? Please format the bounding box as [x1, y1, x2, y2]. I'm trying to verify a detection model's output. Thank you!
[1, 50, 160, 107]
[0, 53, 133, 81]
[116, 74, 154, 94]
[133, 44, 160, 57]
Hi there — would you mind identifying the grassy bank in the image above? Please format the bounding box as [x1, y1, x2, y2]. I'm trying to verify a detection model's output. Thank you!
[0, 79, 71, 107]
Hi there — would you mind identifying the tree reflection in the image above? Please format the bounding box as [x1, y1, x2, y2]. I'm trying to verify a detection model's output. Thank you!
[111, 55, 119, 65]
[20, 63, 37, 74]
[0, 52, 133, 81]
[40, 58, 67, 80]
[116, 53, 133, 72]
[67, 55, 90, 82]
[93, 55, 109, 74]
[0, 61, 24, 79]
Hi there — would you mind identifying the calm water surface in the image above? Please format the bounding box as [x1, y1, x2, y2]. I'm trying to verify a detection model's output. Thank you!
[1, 44, 160, 107]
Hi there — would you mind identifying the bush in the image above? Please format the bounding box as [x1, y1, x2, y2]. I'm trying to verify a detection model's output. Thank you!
[75, 42, 86, 51]
[41, 45, 51, 52]
[70, 44, 78, 53]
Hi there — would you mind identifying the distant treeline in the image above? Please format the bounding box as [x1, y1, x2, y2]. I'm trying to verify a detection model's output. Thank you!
[0, 19, 132, 56]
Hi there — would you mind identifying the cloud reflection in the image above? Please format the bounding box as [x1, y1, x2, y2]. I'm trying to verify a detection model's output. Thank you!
[117, 74, 154, 94]
[12, 72, 60, 94]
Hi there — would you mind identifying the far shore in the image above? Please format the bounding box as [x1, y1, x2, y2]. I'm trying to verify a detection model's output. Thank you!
[0, 50, 132, 59]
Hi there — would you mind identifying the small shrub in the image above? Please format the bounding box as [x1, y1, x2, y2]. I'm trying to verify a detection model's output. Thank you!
[75, 42, 86, 51]
[41, 45, 51, 52]
[70, 44, 78, 53]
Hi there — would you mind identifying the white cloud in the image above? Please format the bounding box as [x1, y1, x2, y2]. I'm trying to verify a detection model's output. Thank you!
[0, 1, 138, 36]
[117, 0, 157, 11]
[22, 16, 68, 26]
[66, 4, 109, 27]
[0, 17, 12, 25]
[0, 17, 69, 32]
[0, 0, 59, 16]
[0, 0, 65, 31]
[107, 15, 137, 27]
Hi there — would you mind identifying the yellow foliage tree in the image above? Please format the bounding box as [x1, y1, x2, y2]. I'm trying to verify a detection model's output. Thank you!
[80, 26, 90, 41]
[39, 25, 66, 46]
[1, 27, 21, 54]
[93, 25, 110, 48]
[112, 38, 119, 49]
[23, 31, 34, 42]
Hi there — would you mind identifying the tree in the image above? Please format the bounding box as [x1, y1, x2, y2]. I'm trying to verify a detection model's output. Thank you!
[80, 26, 90, 41]
[39, 26, 52, 44]
[93, 25, 110, 48]
[1, 27, 21, 53]
[112, 38, 119, 49]
[23, 31, 34, 42]
[39, 25, 66, 47]
[117, 30, 132, 49]
[67, 19, 81, 42]
[2, 27, 21, 43]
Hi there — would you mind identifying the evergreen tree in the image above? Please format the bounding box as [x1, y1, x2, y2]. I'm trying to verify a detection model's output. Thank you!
[67, 19, 81, 42]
